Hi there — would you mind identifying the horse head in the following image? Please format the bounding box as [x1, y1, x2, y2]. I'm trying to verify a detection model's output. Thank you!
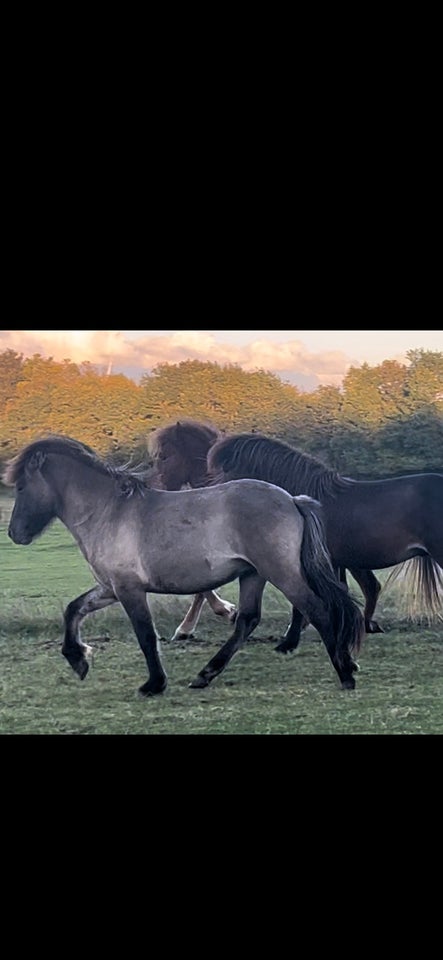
[5, 448, 57, 544]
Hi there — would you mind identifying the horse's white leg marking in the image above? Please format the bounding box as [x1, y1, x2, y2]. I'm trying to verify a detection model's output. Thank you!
[170, 590, 237, 641]
[171, 593, 207, 641]
[205, 591, 237, 621]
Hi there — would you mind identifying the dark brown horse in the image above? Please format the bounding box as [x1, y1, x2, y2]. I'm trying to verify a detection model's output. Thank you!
[149, 420, 443, 648]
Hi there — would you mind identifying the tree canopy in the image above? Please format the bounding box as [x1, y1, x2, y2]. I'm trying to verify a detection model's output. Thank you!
[1, 348, 442, 479]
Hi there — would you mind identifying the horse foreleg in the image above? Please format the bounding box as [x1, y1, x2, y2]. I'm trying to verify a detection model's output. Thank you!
[349, 568, 384, 633]
[114, 584, 167, 696]
[189, 573, 265, 689]
[62, 584, 117, 680]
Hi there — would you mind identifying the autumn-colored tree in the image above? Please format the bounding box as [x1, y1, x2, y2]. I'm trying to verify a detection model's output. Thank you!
[284, 385, 344, 464]
[341, 359, 410, 426]
[405, 349, 443, 407]
[0, 348, 25, 411]
[140, 360, 302, 436]
[0, 355, 81, 452]
[0, 356, 146, 460]
[1, 349, 441, 483]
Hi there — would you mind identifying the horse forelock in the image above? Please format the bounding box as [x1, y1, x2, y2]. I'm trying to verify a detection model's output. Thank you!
[3, 453, 23, 486]
[149, 419, 220, 458]
[207, 433, 352, 499]
[2, 435, 151, 494]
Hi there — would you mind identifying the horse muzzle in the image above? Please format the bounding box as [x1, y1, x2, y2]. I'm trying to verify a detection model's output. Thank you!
[8, 526, 32, 545]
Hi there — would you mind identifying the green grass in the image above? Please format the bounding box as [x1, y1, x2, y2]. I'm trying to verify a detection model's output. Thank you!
[1, 501, 442, 735]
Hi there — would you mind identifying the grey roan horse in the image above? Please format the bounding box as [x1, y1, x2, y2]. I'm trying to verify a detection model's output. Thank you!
[4, 435, 365, 694]
[150, 421, 443, 649]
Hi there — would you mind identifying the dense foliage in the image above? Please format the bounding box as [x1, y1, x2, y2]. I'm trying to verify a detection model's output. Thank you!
[0, 347, 442, 479]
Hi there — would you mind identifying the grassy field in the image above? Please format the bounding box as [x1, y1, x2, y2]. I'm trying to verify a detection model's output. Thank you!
[0, 496, 442, 735]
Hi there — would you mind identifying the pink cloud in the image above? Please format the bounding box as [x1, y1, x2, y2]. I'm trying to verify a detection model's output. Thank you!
[0, 330, 359, 388]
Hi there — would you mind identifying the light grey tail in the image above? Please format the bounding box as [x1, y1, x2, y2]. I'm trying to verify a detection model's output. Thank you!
[293, 495, 365, 663]
[383, 556, 443, 622]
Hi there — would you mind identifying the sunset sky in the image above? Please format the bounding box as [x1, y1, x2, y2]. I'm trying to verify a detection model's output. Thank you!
[1, 329, 442, 391]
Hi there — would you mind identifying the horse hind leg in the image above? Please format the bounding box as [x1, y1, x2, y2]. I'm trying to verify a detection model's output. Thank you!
[275, 606, 305, 653]
[189, 572, 265, 689]
[275, 562, 356, 655]
[62, 584, 117, 680]
[275, 567, 348, 655]
[171, 593, 207, 641]
[171, 591, 237, 642]
[274, 573, 358, 690]
[349, 568, 384, 633]
[299, 588, 358, 689]
[277, 603, 359, 678]
[205, 590, 237, 624]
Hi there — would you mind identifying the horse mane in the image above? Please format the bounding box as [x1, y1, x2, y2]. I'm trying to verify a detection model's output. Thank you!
[207, 433, 354, 499]
[148, 419, 221, 458]
[3, 434, 151, 497]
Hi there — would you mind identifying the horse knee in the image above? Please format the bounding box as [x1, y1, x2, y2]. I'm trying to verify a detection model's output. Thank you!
[64, 598, 79, 624]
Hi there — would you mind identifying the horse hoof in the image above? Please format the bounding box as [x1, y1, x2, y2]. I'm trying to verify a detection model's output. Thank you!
[189, 675, 208, 689]
[341, 678, 356, 691]
[172, 631, 195, 641]
[138, 680, 167, 697]
[75, 659, 89, 681]
[274, 641, 297, 655]
[366, 621, 384, 634]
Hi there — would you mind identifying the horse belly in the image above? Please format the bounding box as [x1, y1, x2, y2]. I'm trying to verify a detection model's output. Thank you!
[325, 513, 419, 568]
[145, 553, 248, 594]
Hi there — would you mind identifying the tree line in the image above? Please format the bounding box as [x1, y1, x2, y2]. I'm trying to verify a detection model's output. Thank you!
[0, 347, 442, 482]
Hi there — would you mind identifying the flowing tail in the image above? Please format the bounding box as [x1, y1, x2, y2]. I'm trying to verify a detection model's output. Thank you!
[383, 556, 443, 622]
[293, 495, 365, 664]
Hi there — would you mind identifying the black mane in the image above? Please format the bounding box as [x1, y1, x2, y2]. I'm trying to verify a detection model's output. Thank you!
[207, 433, 353, 500]
[3, 434, 151, 496]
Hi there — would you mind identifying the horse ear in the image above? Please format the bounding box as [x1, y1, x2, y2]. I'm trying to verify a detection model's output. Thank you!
[175, 421, 186, 444]
[26, 450, 46, 475]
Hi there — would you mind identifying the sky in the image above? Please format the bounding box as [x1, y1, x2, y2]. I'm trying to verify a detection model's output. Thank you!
[1, 329, 442, 391]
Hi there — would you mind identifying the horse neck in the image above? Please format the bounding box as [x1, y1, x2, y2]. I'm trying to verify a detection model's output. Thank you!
[223, 456, 341, 500]
[49, 456, 112, 538]
[189, 464, 212, 487]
